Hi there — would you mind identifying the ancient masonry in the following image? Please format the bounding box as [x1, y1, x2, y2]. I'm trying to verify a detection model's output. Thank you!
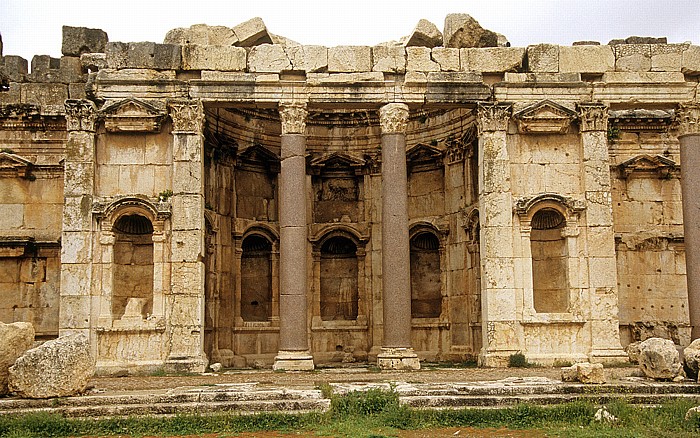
[1, 15, 699, 373]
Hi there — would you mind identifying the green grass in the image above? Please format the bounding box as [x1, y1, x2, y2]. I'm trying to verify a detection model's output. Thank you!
[0, 391, 698, 437]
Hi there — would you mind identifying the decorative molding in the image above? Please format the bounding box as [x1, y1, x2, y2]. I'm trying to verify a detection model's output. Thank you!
[514, 193, 586, 217]
[309, 152, 365, 176]
[379, 103, 409, 134]
[677, 103, 700, 137]
[617, 154, 679, 179]
[406, 143, 444, 171]
[279, 103, 308, 135]
[102, 98, 166, 133]
[0, 152, 32, 178]
[477, 103, 511, 133]
[513, 100, 577, 134]
[93, 196, 171, 223]
[65, 99, 97, 132]
[235, 144, 280, 173]
[577, 103, 608, 132]
[609, 109, 674, 132]
[168, 100, 204, 134]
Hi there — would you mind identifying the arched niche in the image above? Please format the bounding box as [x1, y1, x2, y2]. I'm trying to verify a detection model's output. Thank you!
[112, 213, 154, 319]
[319, 235, 359, 321]
[409, 227, 443, 319]
[530, 208, 568, 313]
[240, 234, 274, 322]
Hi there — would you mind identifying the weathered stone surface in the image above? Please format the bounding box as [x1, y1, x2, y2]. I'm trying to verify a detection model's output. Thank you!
[463, 47, 525, 72]
[8, 333, 95, 398]
[1, 56, 28, 82]
[0, 322, 34, 395]
[681, 45, 700, 75]
[183, 45, 246, 71]
[372, 45, 406, 73]
[283, 45, 327, 72]
[105, 42, 181, 70]
[62, 26, 108, 56]
[248, 44, 291, 72]
[638, 337, 684, 380]
[80, 53, 107, 71]
[684, 338, 700, 380]
[626, 341, 642, 364]
[573, 41, 601, 46]
[164, 24, 238, 46]
[527, 44, 559, 72]
[406, 47, 439, 72]
[232, 17, 272, 47]
[328, 46, 371, 72]
[405, 19, 442, 48]
[626, 36, 667, 45]
[561, 362, 605, 384]
[615, 44, 651, 72]
[431, 47, 460, 71]
[559, 45, 614, 73]
[443, 14, 499, 48]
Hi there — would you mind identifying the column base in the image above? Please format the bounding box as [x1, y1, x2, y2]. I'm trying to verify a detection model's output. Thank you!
[273, 350, 315, 371]
[377, 347, 420, 370]
[164, 355, 209, 373]
[588, 348, 630, 365]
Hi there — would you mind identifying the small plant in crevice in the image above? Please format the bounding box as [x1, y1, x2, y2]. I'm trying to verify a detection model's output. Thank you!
[158, 189, 173, 202]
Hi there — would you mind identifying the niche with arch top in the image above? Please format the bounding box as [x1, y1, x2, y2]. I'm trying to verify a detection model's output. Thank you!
[410, 231, 442, 318]
[530, 208, 568, 313]
[240, 234, 273, 322]
[320, 236, 359, 321]
[112, 214, 154, 319]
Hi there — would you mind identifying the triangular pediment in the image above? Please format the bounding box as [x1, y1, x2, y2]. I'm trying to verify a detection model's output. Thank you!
[0, 152, 32, 169]
[514, 100, 577, 134]
[618, 154, 678, 178]
[310, 152, 365, 175]
[101, 98, 166, 133]
[237, 144, 280, 173]
[406, 143, 444, 163]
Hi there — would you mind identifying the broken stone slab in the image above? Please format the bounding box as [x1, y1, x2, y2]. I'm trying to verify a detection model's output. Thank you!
[271, 34, 301, 47]
[164, 24, 238, 46]
[561, 362, 606, 384]
[431, 48, 460, 71]
[182, 45, 246, 71]
[283, 45, 328, 73]
[80, 53, 107, 71]
[8, 333, 95, 399]
[573, 41, 601, 46]
[559, 45, 615, 74]
[372, 45, 406, 73]
[62, 26, 108, 56]
[248, 44, 291, 72]
[638, 337, 684, 380]
[527, 44, 559, 73]
[406, 47, 439, 72]
[681, 45, 700, 75]
[626, 340, 642, 364]
[614, 44, 652, 72]
[328, 46, 372, 73]
[0, 322, 34, 395]
[105, 42, 181, 70]
[609, 36, 668, 46]
[232, 17, 273, 47]
[683, 338, 700, 381]
[28, 56, 84, 83]
[443, 13, 499, 48]
[405, 19, 442, 48]
[1, 56, 28, 82]
[462, 47, 525, 73]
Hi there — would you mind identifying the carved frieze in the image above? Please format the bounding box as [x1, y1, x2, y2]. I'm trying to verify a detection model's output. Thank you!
[379, 103, 409, 134]
[609, 109, 674, 132]
[477, 103, 511, 134]
[168, 100, 204, 134]
[279, 103, 308, 135]
[513, 100, 577, 134]
[578, 103, 608, 132]
[677, 103, 700, 137]
[65, 99, 97, 132]
[102, 98, 166, 133]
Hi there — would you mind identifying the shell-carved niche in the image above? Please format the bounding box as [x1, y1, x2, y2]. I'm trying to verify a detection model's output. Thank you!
[101, 98, 166, 133]
[513, 100, 577, 134]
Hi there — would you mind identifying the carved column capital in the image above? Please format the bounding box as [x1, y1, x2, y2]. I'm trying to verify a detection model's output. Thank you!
[677, 103, 700, 137]
[578, 103, 608, 132]
[64, 99, 97, 132]
[379, 103, 409, 134]
[477, 103, 511, 134]
[279, 103, 308, 135]
[168, 100, 204, 134]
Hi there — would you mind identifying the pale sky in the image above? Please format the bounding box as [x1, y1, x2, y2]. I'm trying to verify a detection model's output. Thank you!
[1, 0, 699, 62]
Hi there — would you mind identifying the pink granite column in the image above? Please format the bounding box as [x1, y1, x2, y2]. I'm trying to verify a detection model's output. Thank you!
[273, 103, 314, 370]
[678, 104, 700, 340]
[377, 103, 420, 370]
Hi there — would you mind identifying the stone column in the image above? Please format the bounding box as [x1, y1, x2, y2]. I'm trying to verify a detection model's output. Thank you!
[678, 103, 700, 340]
[273, 103, 314, 371]
[578, 103, 627, 363]
[60, 99, 97, 340]
[476, 103, 520, 367]
[377, 102, 420, 370]
[165, 100, 208, 372]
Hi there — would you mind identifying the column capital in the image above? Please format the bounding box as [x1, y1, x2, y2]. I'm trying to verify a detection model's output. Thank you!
[578, 103, 608, 132]
[65, 99, 97, 132]
[477, 103, 512, 134]
[379, 103, 409, 134]
[677, 103, 700, 137]
[168, 99, 204, 134]
[279, 103, 308, 135]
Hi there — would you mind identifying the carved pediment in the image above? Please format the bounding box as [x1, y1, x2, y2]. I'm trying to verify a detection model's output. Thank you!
[406, 143, 444, 171]
[309, 152, 365, 176]
[514, 100, 577, 134]
[610, 109, 674, 132]
[101, 98, 166, 133]
[236, 144, 280, 172]
[617, 154, 678, 179]
[0, 152, 33, 178]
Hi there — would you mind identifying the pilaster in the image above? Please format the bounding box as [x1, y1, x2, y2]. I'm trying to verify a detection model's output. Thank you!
[377, 102, 419, 370]
[678, 103, 700, 340]
[578, 103, 627, 363]
[165, 99, 208, 372]
[476, 103, 520, 367]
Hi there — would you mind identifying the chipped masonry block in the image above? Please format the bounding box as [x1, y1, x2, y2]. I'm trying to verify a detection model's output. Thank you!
[407, 47, 439, 72]
[233, 17, 272, 47]
[105, 42, 181, 70]
[31, 55, 60, 72]
[248, 44, 291, 72]
[20, 83, 69, 106]
[559, 45, 614, 73]
[183, 45, 246, 71]
[164, 24, 238, 46]
[602, 71, 685, 83]
[80, 53, 107, 71]
[1, 56, 28, 82]
[443, 13, 499, 48]
[573, 41, 601, 46]
[463, 47, 525, 73]
[614, 44, 651, 72]
[431, 47, 460, 71]
[527, 44, 559, 73]
[328, 46, 372, 72]
[626, 36, 667, 44]
[62, 26, 108, 56]
[650, 44, 689, 72]
[372, 45, 406, 73]
[284, 45, 328, 73]
[682, 45, 700, 75]
[405, 19, 442, 48]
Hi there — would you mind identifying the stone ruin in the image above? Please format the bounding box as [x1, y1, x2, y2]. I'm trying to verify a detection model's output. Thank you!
[1, 14, 699, 374]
